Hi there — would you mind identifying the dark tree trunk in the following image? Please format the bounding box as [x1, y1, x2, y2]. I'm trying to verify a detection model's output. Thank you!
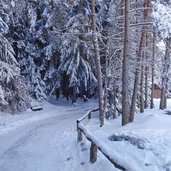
[150, 32, 155, 109]
[122, 0, 130, 126]
[160, 86, 166, 110]
[55, 88, 60, 101]
[140, 53, 145, 113]
[72, 86, 77, 104]
[130, 0, 150, 121]
[160, 40, 170, 110]
[89, 0, 105, 127]
[144, 67, 148, 109]
[104, 47, 109, 117]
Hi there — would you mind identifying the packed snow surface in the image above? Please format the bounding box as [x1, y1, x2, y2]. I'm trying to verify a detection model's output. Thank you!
[0, 97, 114, 171]
[0, 97, 171, 171]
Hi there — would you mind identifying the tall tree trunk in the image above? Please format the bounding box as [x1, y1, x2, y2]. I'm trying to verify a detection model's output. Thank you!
[130, 0, 150, 121]
[130, 34, 145, 121]
[89, 0, 105, 126]
[150, 32, 155, 109]
[160, 86, 166, 110]
[120, 0, 125, 15]
[130, 51, 140, 122]
[140, 52, 145, 113]
[144, 66, 149, 109]
[164, 90, 167, 108]
[113, 88, 117, 119]
[72, 85, 77, 104]
[104, 46, 109, 117]
[160, 40, 170, 110]
[144, 33, 149, 109]
[122, 0, 130, 126]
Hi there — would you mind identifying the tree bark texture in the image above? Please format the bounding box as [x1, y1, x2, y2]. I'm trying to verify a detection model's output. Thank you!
[122, 0, 130, 126]
[90, 142, 97, 163]
[160, 40, 170, 110]
[140, 52, 145, 113]
[130, 0, 151, 121]
[88, 0, 105, 126]
[150, 32, 155, 109]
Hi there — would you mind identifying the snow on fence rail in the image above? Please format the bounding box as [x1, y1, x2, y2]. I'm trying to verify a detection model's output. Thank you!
[76, 109, 132, 171]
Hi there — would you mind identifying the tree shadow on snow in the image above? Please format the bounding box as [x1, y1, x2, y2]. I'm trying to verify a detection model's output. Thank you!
[109, 134, 148, 150]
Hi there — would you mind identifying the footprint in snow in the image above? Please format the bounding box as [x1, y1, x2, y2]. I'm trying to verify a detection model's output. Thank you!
[80, 161, 85, 165]
[66, 156, 73, 161]
[80, 142, 88, 151]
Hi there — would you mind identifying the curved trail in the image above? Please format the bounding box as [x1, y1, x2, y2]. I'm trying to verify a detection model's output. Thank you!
[0, 100, 115, 171]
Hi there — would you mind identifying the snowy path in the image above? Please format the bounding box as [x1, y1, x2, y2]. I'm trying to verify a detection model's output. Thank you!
[0, 98, 115, 171]
[2, 98, 169, 171]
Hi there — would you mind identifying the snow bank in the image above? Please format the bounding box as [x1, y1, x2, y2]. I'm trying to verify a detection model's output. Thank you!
[85, 99, 171, 171]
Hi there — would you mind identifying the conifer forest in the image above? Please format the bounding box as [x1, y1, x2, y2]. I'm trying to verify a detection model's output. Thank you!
[1, 1, 171, 170]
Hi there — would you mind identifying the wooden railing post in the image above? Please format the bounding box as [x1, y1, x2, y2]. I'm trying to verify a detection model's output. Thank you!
[90, 142, 97, 163]
[77, 120, 83, 142]
[77, 129, 83, 142]
[88, 112, 91, 119]
[76, 109, 126, 170]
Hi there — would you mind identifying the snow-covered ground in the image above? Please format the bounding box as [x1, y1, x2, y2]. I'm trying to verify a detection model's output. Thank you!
[1, 97, 171, 171]
[87, 98, 171, 171]
[0, 97, 114, 171]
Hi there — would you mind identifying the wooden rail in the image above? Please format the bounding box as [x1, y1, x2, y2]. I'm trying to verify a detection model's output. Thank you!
[76, 109, 99, 142]
[76, 109, 128, 171]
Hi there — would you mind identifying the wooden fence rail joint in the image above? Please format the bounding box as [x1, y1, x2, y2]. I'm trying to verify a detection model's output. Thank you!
[76, 108, 126, 171]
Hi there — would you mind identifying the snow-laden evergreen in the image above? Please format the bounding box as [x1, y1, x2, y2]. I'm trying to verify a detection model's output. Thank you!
[1, 0, 171, 170]
[0, 0, 168, 115]
[152, 1, 171, 39]
[59, 1, 97, 99]
[11, 1, 57, 102]
[0, 2, 29, 112]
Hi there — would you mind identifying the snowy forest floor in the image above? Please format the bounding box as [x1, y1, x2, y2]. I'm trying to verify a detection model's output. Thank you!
[0, 97, 171, 171]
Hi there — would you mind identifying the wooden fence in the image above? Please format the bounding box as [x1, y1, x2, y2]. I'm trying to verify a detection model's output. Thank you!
[76, 109, 127, 171]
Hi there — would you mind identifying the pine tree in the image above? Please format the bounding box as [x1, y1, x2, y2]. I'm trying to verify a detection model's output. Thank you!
[0, 2, 29, 112]
[10, 0, 58, 102]
[152, 1, 171, 109]
[59, 0, 97, 102]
